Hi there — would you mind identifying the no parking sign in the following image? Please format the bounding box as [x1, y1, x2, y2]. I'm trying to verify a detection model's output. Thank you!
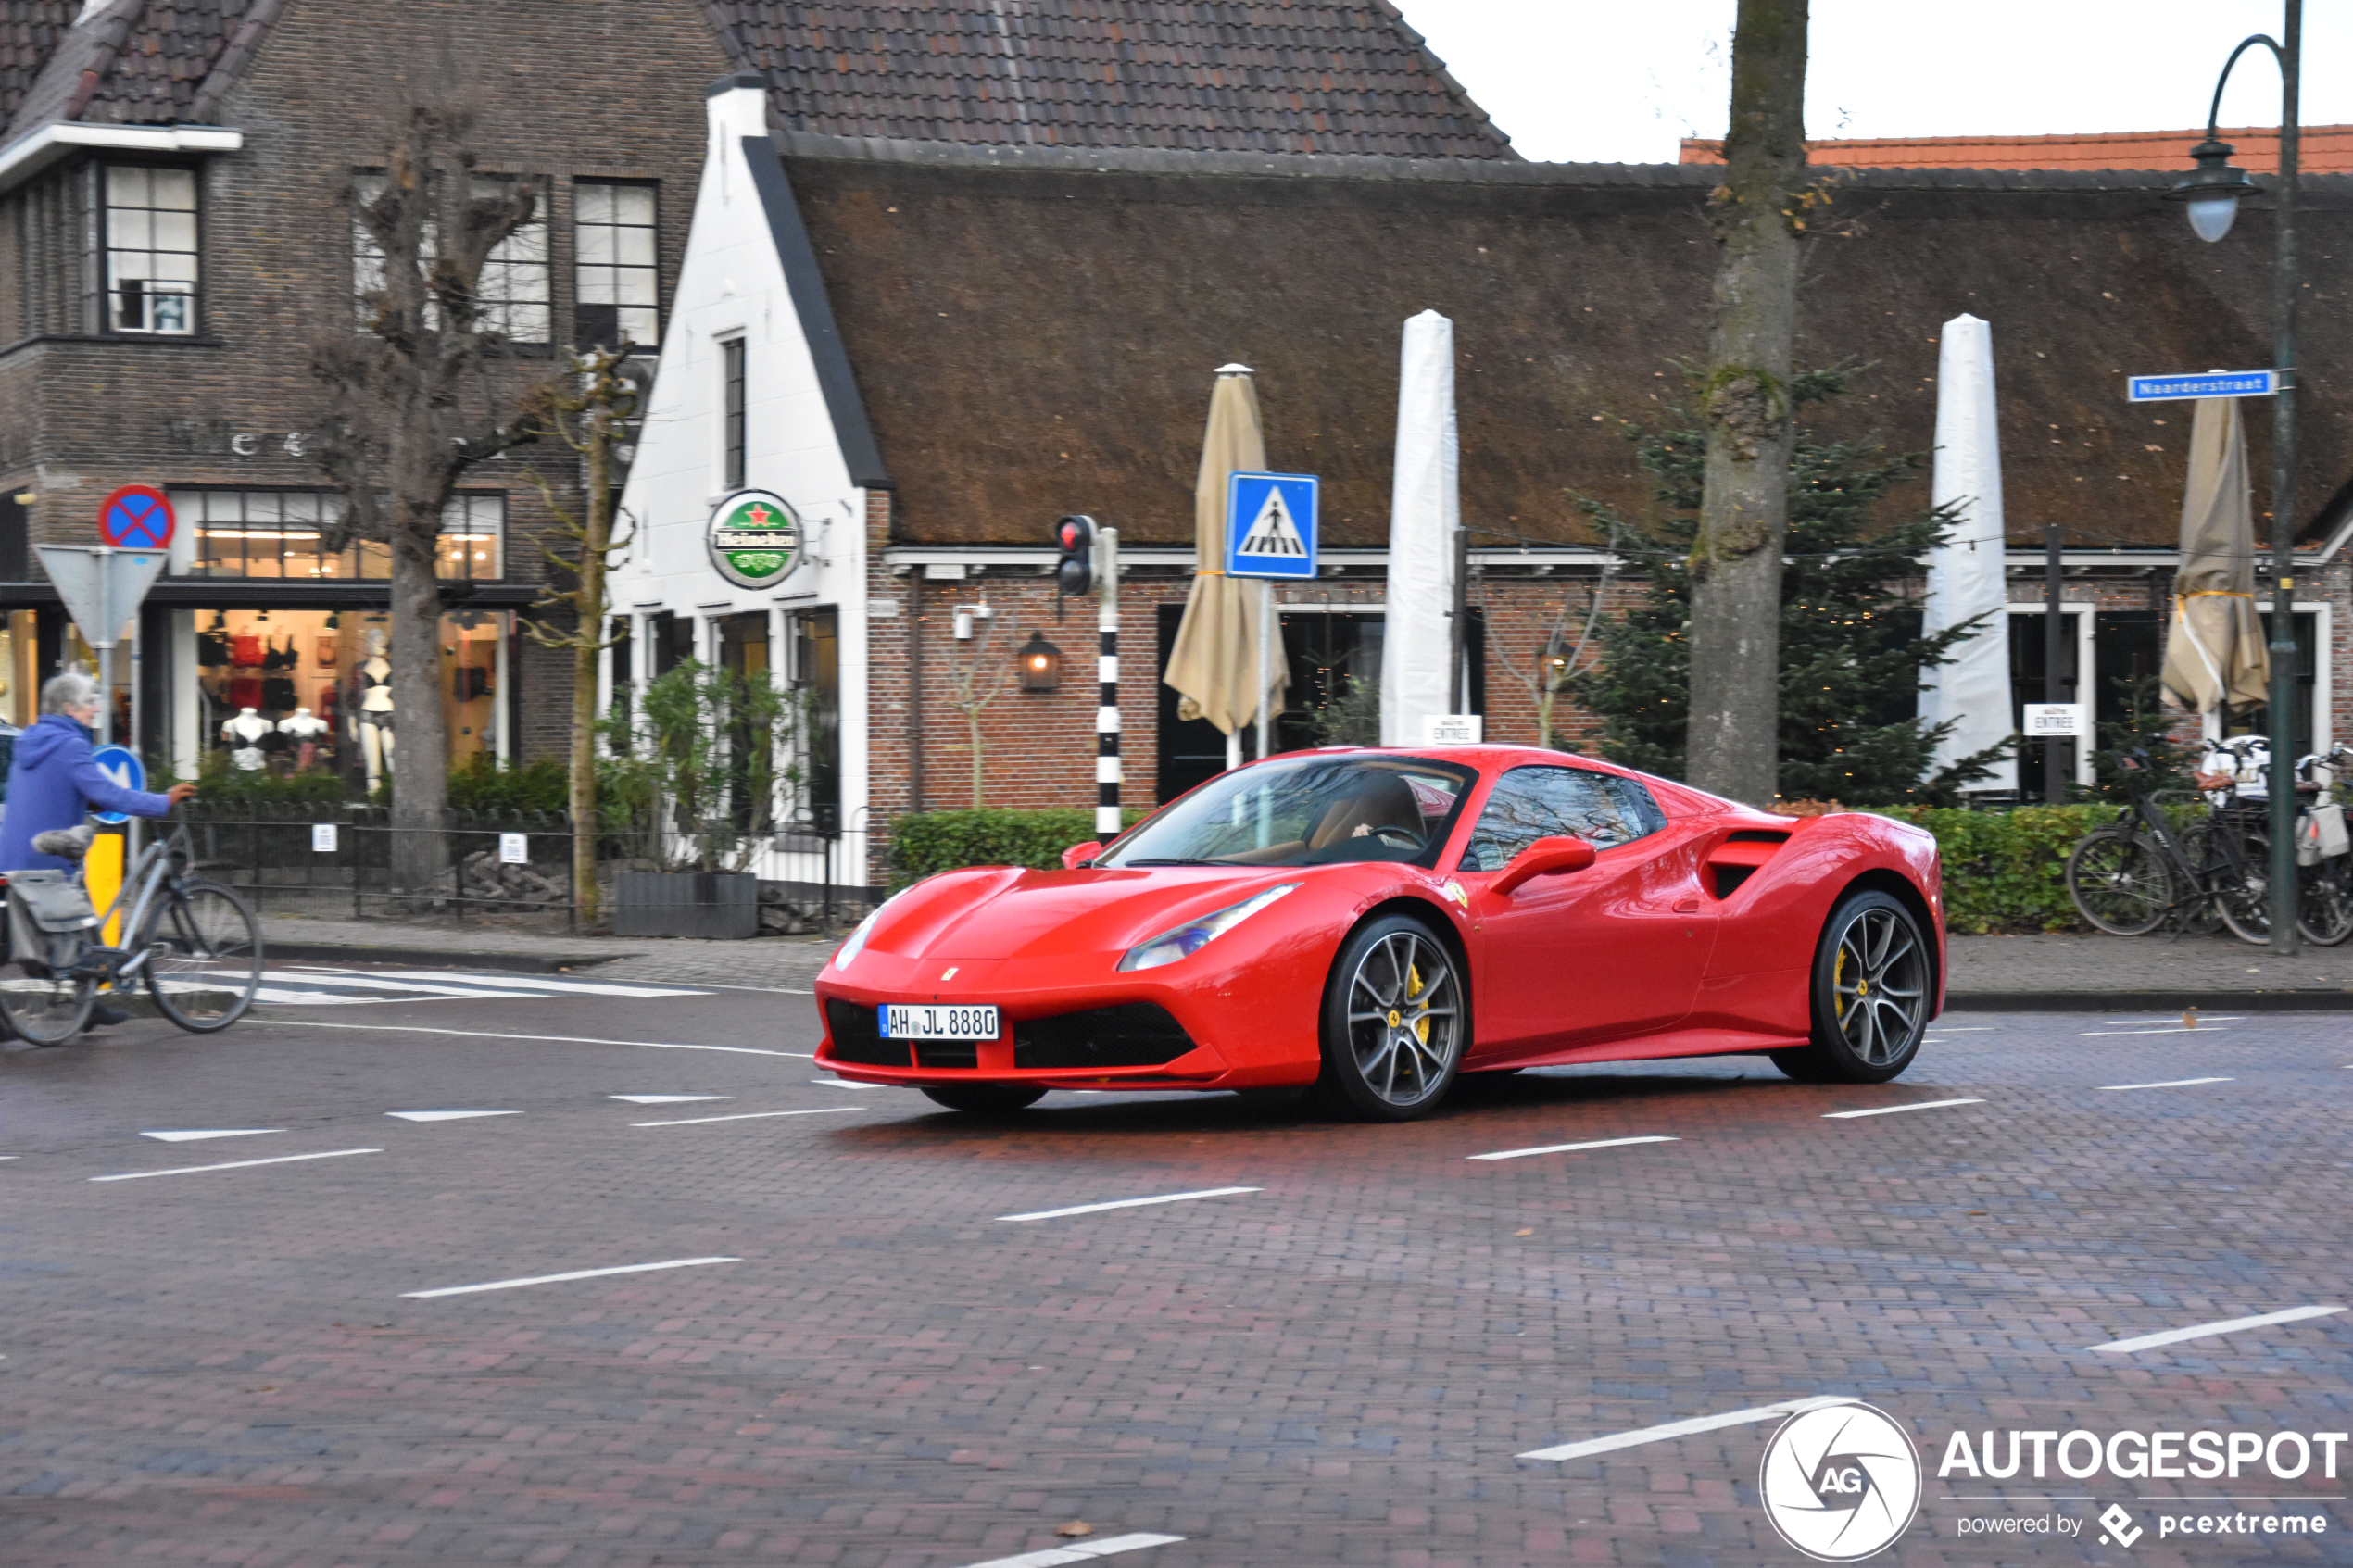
[96, 485, 175, 551]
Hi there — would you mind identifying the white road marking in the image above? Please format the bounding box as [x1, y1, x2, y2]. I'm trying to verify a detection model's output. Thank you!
[999, 1186, 1262, 1223]
[246, 984, 547, 1007]
[2088, 1305, 2346, 1355]
[607, 1094, 732, 1105]
[246, 1020, 815, 1059]
[401, 1256, 740, 1298]
[955, 1534, 1186, 1568]
[2081, 1026, 2233, 1036]
[1822, 1098, 1984, 1120]
[350, 970, 712, 999]
[2101, 1016, 2245, 1026]
[633, 1107, 862, 1126]
[661, 980, 816, 996]
[2099, 1077, 2233, 1092]
[1517, 1395, 1854, 1461]
[1927, 1026, 1994, 1032]
[1466, 1135, 1680, 1162]
[245, 970, 557, 1000]
[810, 1079, 869, 1090]
[141, 1128, 282, 1142]
[386, 1110, 518, 1123]
[93, 1148, 381, 1182]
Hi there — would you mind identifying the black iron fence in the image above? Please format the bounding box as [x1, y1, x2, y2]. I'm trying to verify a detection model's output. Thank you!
[182, 804, 580, 929]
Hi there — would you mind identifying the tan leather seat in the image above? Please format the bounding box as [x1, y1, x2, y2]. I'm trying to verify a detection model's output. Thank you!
[1307, 773, 1424, 851]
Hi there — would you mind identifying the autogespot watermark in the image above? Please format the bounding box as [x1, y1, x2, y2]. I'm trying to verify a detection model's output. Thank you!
[1759, 1402, 1922, 1562]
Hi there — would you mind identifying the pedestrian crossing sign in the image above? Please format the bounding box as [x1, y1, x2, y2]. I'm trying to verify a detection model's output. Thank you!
[1225, 471, 1319, 580]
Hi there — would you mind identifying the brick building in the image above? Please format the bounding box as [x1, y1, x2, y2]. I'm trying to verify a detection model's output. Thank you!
[0, 0, 735, 784]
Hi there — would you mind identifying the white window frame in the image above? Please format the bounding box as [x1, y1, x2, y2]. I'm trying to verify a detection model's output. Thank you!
[96, 162, 199, 335]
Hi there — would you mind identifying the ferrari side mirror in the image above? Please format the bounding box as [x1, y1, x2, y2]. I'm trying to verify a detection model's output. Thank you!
[1489, 834, 1596, 897]
[1061, 840, 1104, 870]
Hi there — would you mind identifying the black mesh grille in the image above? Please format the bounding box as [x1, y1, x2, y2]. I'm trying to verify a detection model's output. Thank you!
[914, 1040, 979, 1069]
[824, 999, 911, 1067]
[1013, 1003, 1196, 1071]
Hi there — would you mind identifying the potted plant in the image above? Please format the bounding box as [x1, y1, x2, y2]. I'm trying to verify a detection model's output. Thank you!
[599, 660, 795, 938]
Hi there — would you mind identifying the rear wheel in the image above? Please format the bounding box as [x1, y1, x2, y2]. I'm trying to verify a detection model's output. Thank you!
[1314, 914, 1466, 1122]
[141, 880, 262, 1033]
[0, 934, 94, 1045]
[1774, 890, 1930, 1085]
[2066, 828, 2172, 935]
[2298, 861, 2353, 947]
[919, 1084, 1046, 1115]
[2211, 825, 2272, 946]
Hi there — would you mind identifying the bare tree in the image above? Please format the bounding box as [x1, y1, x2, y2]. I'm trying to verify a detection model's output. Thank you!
[520, 347, 640, 927]
[941, 604, 1008, 809]
[308, 100, 546, 892]
[1482, 518, 1624, 750]
[1685, 0, 1811, 804]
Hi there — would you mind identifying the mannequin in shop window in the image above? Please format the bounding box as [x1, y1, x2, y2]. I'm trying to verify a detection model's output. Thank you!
[221, 708, 271, 771]
[357, 628, 394, 786]
[278, 707, 329, 771]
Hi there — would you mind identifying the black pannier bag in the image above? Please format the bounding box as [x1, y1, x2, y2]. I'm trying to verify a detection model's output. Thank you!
[6, 870, 99, 974]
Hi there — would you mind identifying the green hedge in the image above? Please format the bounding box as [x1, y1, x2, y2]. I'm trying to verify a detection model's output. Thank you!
[889, 807, 1150, 890]
[1873, 803, 2155, 934]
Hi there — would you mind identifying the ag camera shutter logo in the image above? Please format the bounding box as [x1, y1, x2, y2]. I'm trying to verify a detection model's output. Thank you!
[1760, 1401, 1921, 1561]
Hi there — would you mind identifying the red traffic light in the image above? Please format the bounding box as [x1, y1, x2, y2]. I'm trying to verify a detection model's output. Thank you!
[1054, 514, 1097, 597]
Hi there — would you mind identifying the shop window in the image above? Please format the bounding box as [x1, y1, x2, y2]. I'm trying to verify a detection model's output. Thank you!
[172, 489, 500, 582]
[352, 172, 548, 344]
[95, 165, 198, 334]
[574, 180, 659, 349]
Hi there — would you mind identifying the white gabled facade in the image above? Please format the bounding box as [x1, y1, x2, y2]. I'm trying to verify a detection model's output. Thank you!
[610, 74, 887, 897]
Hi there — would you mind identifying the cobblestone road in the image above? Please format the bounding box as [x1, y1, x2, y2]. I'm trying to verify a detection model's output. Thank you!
[2, 985, 2347, 1566]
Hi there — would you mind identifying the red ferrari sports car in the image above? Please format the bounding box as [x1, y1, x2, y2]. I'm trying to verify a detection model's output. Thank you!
[815, 746, 1944, 1121]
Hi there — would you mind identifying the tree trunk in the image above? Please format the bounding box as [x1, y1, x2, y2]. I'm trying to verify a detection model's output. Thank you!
[967, 708, 985, 809]
[388, 515, 449, 896]
[572, 435, 610, 928]
[1685, 0, 1808, 806]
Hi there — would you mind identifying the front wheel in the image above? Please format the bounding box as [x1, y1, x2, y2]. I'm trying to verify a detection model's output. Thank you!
[1314, 914, 1466, 1121]
[919, 1084, 1046, 1115]
[2212, 827, 2271, 946]
[1776, 890, 1930, 1085]
[2298, 862, 2353, 947]
[141, 879, 262, 1033]
[2066, 828, 2171, 935]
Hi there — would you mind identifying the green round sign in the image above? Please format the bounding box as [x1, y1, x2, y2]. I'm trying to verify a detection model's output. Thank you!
[707, 488, 802, 589]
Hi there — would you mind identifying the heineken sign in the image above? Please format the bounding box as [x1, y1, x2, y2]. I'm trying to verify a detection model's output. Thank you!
[707, 489, 802, 589]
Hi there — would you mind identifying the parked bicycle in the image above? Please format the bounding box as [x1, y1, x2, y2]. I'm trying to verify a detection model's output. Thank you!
[2067, 737, 2351, 947]
[0, 811, 263, 1044]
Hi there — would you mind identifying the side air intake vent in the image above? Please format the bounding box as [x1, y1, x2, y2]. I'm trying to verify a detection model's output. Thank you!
[1707, 830, 1793, 900]
[824, 999, 911, 1066]
[1013, 1003, 1196, 1070]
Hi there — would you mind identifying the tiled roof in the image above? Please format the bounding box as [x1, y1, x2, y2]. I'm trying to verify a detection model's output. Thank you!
[704, 1, 1513, 158]
[1681, 124, 2353, 175]
[0, 0, 74, 127]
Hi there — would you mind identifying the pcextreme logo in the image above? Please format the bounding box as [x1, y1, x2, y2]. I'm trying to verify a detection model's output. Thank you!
[1759, 1401, 1922, 1561]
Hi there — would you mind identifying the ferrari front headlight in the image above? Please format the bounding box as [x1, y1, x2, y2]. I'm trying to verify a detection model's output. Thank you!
[1117, 884, 1299, 972]
[832, 900, 889, 971]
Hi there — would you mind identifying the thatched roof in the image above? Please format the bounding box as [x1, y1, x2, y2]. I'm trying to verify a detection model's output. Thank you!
[783, 133, 2353, 551]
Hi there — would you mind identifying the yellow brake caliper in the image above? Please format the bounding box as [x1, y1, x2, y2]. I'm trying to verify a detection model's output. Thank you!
[1834, 947, 1848, 1022]
[1406, 963, 1429, 1044]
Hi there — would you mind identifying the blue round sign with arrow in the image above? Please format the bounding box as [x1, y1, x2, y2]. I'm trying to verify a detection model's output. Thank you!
[96, 484, 174, 551]
[90, 744, 145, 825]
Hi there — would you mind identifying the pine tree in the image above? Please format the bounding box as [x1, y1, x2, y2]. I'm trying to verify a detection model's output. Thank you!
[1570, 368, 2007, 806]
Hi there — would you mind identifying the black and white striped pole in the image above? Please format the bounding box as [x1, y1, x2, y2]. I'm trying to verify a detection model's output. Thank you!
[1056, 515, 1120, 840]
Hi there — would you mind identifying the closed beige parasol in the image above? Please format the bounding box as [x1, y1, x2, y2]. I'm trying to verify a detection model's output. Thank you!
[2160, 395, 2271, 716]
[1164, 365, 1287, 749]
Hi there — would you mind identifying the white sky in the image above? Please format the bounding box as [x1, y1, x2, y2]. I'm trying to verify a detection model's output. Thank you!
[1395, 1, 2353, 165]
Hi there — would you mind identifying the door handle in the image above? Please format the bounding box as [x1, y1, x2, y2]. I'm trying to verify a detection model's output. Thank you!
[1673, 897, 1699, 913]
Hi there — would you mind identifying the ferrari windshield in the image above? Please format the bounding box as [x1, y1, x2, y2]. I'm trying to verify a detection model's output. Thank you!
[1100, 755, 1479, 870]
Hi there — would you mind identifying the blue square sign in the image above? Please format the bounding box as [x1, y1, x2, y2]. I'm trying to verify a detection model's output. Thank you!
[1225, 471, 1318, 580]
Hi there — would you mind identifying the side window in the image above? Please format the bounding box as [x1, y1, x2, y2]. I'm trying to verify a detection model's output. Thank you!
[1457, 767, 1664, 872]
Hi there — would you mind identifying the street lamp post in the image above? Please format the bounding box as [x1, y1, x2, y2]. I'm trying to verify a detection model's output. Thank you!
[2170, 1, 2302, 954]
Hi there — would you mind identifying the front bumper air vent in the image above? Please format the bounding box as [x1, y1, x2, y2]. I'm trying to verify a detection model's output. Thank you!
[1013, 1003, 1197, 1071]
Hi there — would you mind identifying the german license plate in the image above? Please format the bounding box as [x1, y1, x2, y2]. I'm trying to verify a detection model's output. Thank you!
[879, 1003, 1000, 1040]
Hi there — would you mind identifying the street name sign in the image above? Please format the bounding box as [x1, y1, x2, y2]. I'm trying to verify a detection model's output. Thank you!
[1225, 471, 1319, 580]
[2022, 703, 2084, 737]
[2125, 370, 2279, 402]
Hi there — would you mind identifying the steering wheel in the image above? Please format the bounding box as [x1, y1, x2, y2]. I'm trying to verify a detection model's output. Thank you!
[1368, 822, 1427, 850]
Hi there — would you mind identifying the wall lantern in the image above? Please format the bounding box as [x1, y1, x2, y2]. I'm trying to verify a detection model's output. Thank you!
[1018, 630, 1062, 692]
[1537, 633, 1571, 689]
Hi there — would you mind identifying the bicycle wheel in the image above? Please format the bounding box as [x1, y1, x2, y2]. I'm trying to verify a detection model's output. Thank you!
[0, 923, 95, 1045]
[2298, 861, 2353, 947]
[2213, 826, 2271, 946]
[2066, 828, 2173, 935]
[141, 878, 261, 1032]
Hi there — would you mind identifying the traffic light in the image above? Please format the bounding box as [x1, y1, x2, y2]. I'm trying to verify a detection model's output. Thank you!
[1055, 514, 1097, 599]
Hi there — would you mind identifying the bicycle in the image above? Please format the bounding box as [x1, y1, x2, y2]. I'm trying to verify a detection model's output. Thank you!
[2065, 745, 2271, 944]
[0, 812, 263, 1044]
[2291, 744, 2353, 947]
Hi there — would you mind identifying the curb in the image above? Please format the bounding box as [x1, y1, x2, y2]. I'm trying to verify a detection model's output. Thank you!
[1947, 989, 2353, 1013]
[262, 940, 633, 973]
